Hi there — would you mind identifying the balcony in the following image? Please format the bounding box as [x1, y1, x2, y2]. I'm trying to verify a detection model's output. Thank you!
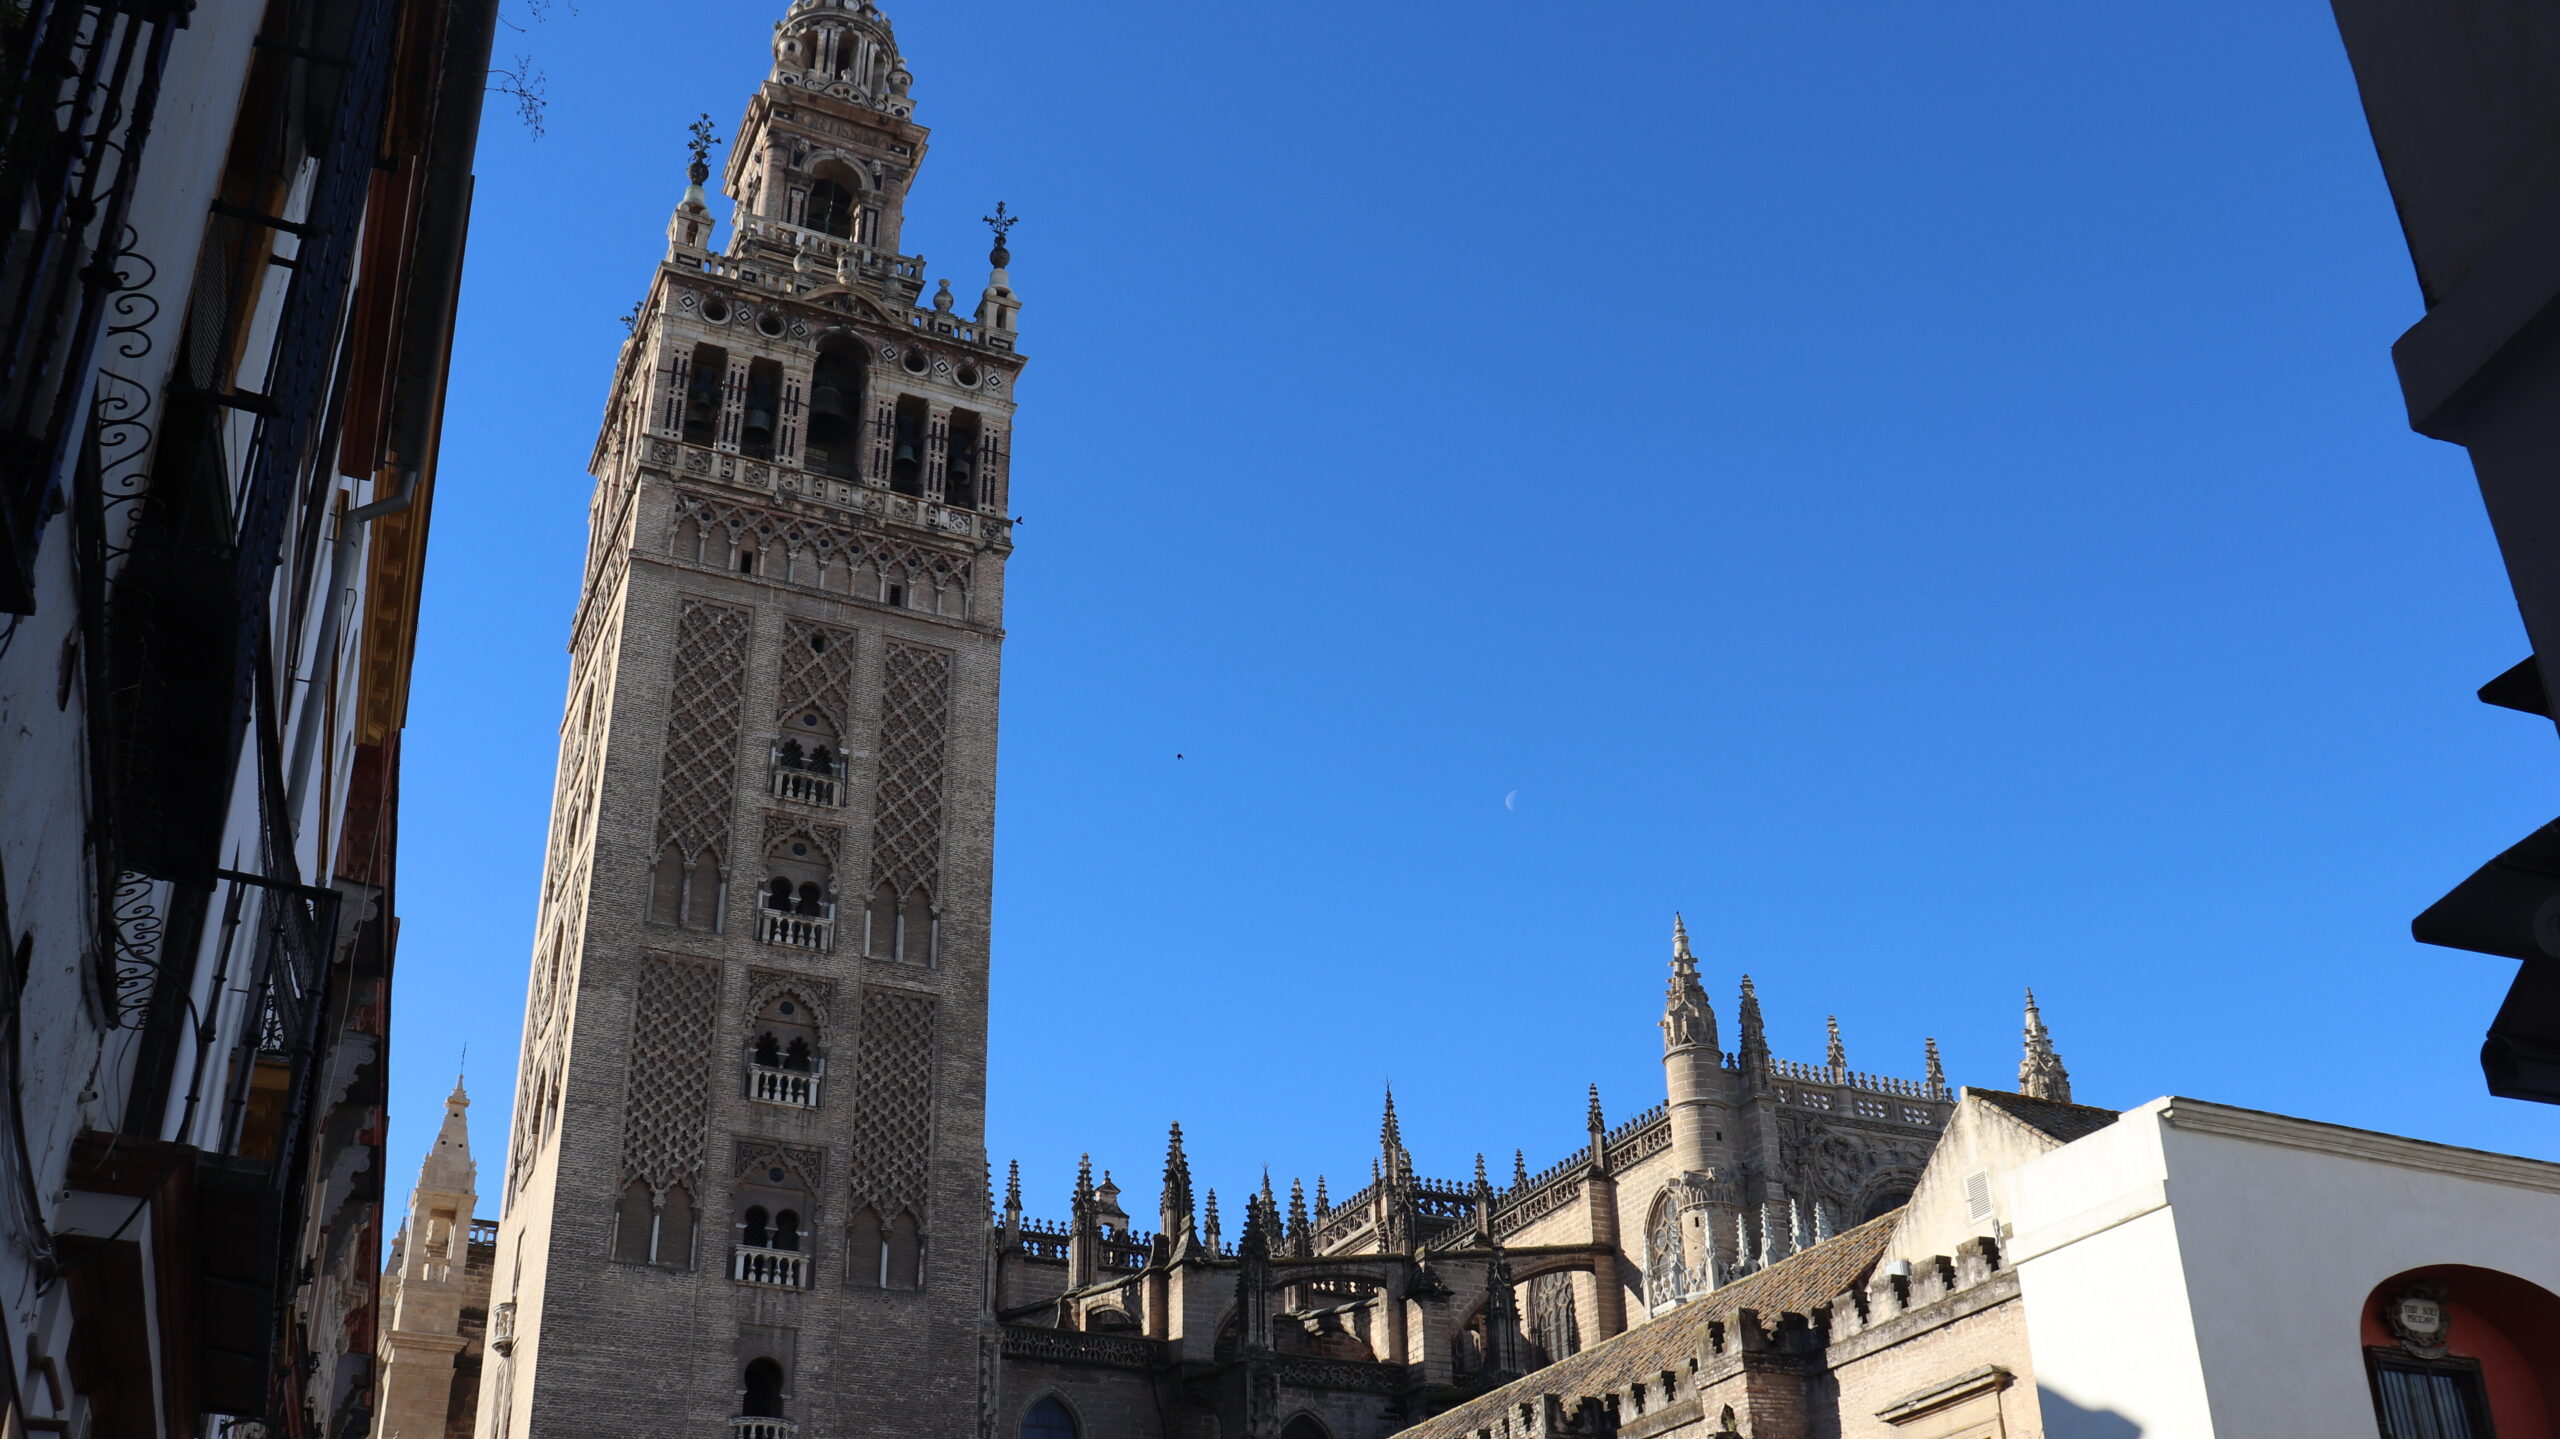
[732, 1420, 797, 1439]
[755, 902, 835, 952]
[732, 1244, 809, 1289]
[749, 1063, 823, 1109]
[769, 741, 846, 807]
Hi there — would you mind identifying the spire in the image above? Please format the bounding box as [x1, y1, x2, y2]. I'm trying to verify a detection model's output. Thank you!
[1160, 1122, 1194, 1237]
[1923, 1037, 1947, 1098]
[1072, 1152, 1095, 1223]
[1203, 1189, 1223, 1252]
[1314, 1175, 1329, 1216]
[1286, 1178, 1309, 1256]
[417, 1079, 476, 1197]
[1473, 1152, 1490, 1195]
[1259, 1167, 1277, 1222]
[1003, 1159, 1022, 1214]
[2018, 988, 2073, 1103]
[1825, 1015, 1847, 1076]
[1380, 1084, 1404, 1157]
[1662, 913, 1719, 1055]
[1586, 1083, 1606, 1133]
[1737, 974, 1770, 1070]
[1512, 1150, 1528, 1189]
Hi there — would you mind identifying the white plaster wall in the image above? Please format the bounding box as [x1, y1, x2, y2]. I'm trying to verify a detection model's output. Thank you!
[2005, 1102, 2213, 1439]
[2153, 1102, 2560, 1437]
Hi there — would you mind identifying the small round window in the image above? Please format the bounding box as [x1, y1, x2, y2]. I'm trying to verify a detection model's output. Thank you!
[702, 297, 731, 324]
[758, 310, 786, 338]
[903, 347, 929, 375]
[955, 363, 980, 387]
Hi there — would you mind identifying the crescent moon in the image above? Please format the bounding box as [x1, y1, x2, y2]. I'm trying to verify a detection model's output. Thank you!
[1504, 791, 1518, 811]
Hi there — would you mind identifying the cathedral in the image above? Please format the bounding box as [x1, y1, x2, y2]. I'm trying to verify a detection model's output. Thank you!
[422, 3, 2071, 1437]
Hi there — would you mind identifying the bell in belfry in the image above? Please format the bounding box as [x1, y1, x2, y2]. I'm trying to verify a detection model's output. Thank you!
[742, 405, 775, 450]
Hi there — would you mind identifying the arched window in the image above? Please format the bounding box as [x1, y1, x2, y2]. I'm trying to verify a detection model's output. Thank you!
[783, 1036, 811, 1072]
[682, 846, 724, 933]
[747, 992, 823, 1107]
[2363, 1267, 2560, 1439]
[683, 344, 727, 446]
[1529, 1272, 1580, 1364]
[901, 886, 933, 964]
[1021, 1398, 1077, 1439]
[754, 1032, 781, 1068]
[890, 394, 927, 496]
[742, 1205, 771, 1248]
[806, 177, 856, 240]
[759, 835, 835, 951]
[741, 1359, 786, 1419]
[945, 409, 983, 508]
[885, 1209, 923, 1289]
[848, 1205, 884, 1288]
[741, 357, 782, 461]
[659, 1185, 697, 1269]
[804, 338, 866, 480]
[772, 1209, 801, 1251]
[612, 1180, 655, 1264]
[867, 881, 898, 957]
[1645, 1193, 1687, 1309]
[649, 843, 685, 925]
[1282, 1418, 1331, 1439]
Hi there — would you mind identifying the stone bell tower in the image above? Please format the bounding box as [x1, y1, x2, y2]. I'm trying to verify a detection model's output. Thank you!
[479, 2, 1024, 1435]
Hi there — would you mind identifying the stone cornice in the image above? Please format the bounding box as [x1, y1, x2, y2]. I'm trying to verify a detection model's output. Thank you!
[1875, 1364, 2013, 1425]
[2157, 1098, 2560, 1195]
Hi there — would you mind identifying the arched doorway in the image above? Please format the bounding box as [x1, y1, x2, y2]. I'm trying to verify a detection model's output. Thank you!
[2363, 1265, 2560, 1438]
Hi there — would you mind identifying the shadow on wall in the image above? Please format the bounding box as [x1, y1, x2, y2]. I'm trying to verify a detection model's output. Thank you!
[2036, 1388, 2143, 1439]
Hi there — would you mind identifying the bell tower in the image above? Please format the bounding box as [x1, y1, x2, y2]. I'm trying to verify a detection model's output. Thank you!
[479, 3, 1024, 1436]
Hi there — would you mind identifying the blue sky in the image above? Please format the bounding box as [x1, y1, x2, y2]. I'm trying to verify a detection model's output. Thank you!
[390, 0, 2560, 1224]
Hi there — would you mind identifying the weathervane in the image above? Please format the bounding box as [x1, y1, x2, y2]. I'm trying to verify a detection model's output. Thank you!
[982, 201, 1018, 267]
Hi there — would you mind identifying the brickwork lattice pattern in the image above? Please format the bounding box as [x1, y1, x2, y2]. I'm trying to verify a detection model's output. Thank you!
[868, 642, 951, 900]
[653, 599, 754, 858]
[777, 618, 858, 735]
[848, 988, 936, 1218]
[623, 954, 722, 1192]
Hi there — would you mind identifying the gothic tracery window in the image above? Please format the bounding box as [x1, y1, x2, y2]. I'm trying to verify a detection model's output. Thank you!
[1645, 1193, 1688, 1309]
[1021, 1398, 1077, 1439]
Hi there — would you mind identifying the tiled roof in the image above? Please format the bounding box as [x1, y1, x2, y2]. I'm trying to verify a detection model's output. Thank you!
[1968, 1088, 2119, 1144]
[1393, 1212, 1901, 1439]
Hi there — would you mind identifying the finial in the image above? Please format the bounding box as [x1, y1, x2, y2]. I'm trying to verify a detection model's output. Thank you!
[1923, 1038, 1946, 1096]
[1738, 973, 1769, 1065]
[2018, 988, 2073, 1103]
[1825, 1015, 1846, 1073]
[1380, 1083, 1403, 1150]
[1473, 1152, 1490, 1192]
[982, 200, 1018, 268]
[1586, 1083, 1605, 1132]
[1004, 1158, 1022, 1209]
[932, 277, 954, 312]
[1512, 1149, 1528, 1188]
[1672, 912, 1693, 960]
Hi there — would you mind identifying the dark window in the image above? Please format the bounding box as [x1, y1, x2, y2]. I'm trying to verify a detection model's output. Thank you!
[741, 358, 782, 460]
[1022, 1398, 1077, 1439]
[1282, 1418, 1330, 1439]
[945, 409, 982, 508]
[890, 395, 927, 495]
[684, 344, 728, 446]
[742, 1359, 786, 1419]
[806, 179, 855, 240]
[2369, 1356, 2490, 1439]
[805, 341, 865, 479]
[742, 1205, 771, 1248]
[754, 1032, 780, 1067]
[773, 1209, 802, 1251]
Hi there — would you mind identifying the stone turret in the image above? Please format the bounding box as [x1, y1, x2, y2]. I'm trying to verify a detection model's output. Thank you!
[1659, 916, 1742, 1300]
[377, 1082, 492, 1439]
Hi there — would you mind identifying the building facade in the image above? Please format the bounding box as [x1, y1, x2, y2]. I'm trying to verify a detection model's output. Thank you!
[0, 2, 497, 1436]
[479, 3, 1023, 1437]
[978, 930, 2040, 1439]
